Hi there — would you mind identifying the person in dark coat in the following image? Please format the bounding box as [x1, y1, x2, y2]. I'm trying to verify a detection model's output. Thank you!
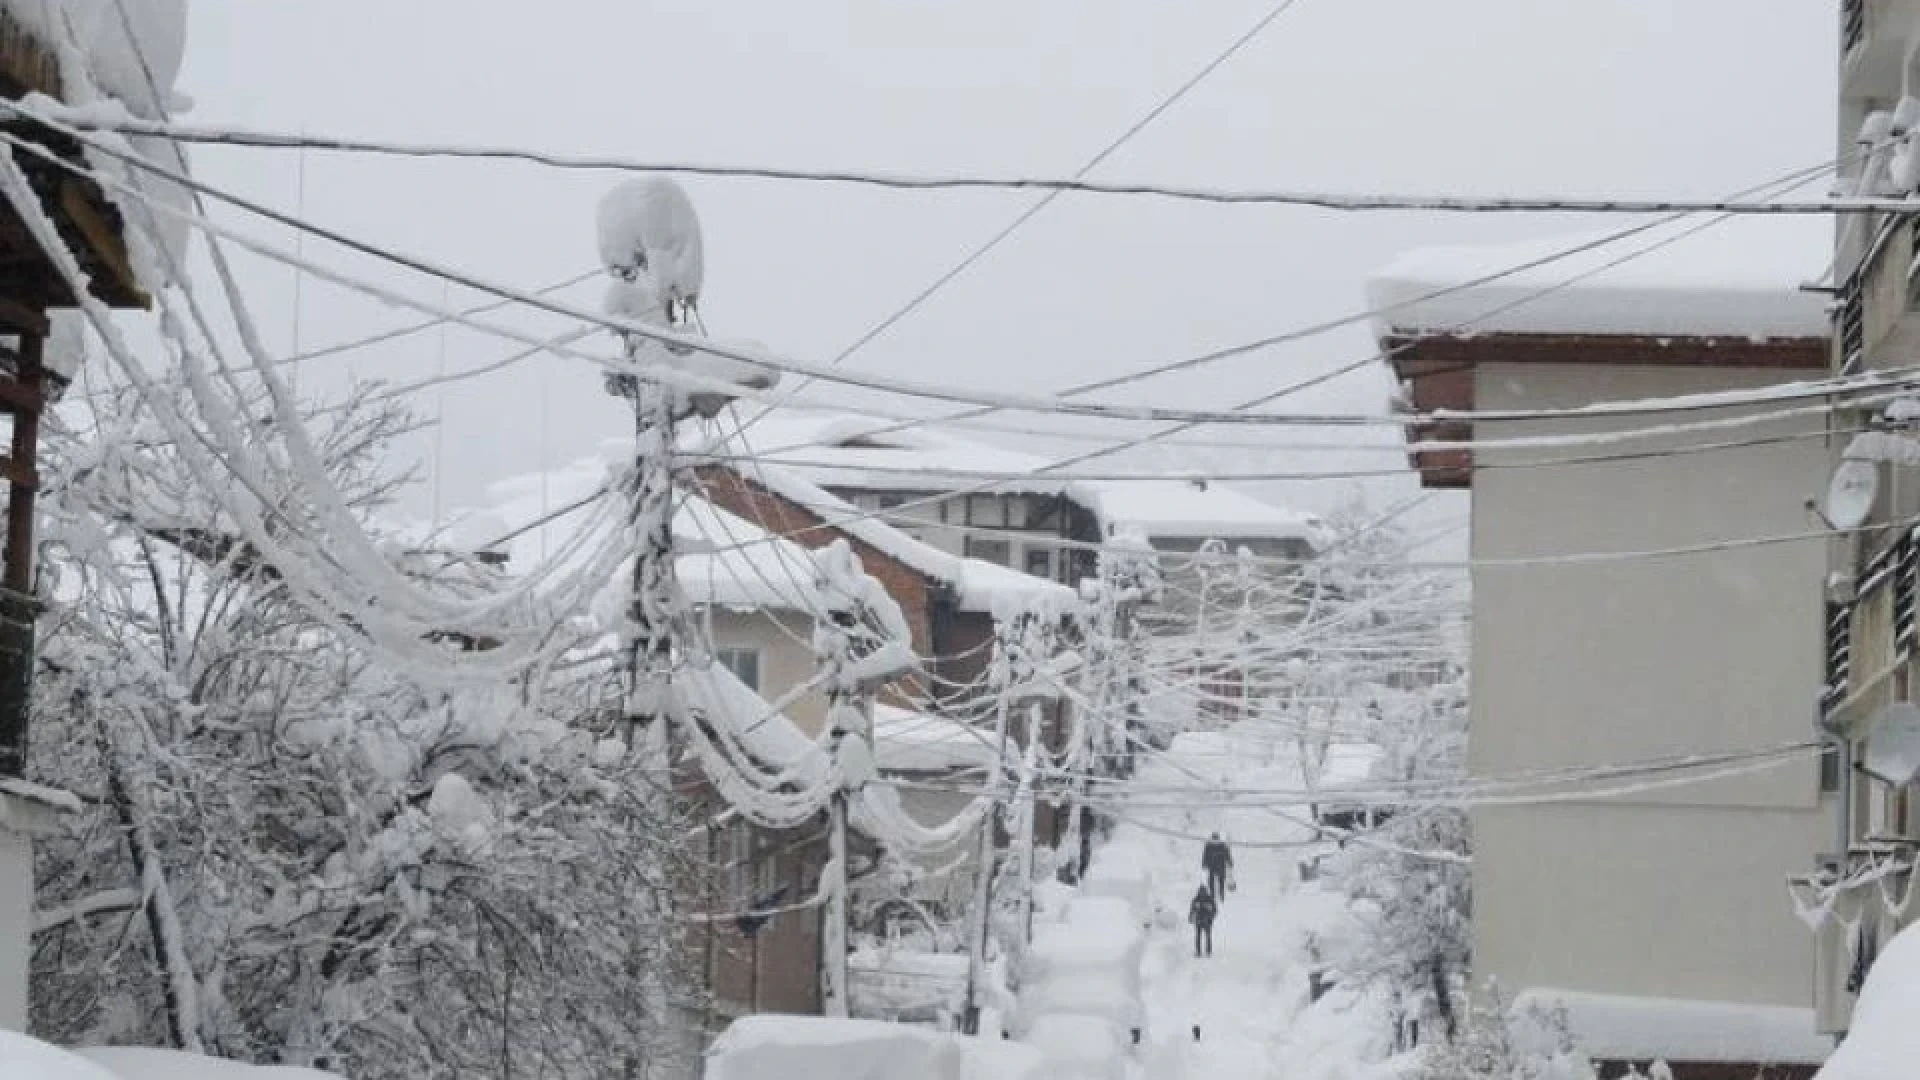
[1201, 833, 1233, 905]
[1188, 883, 1217, 958]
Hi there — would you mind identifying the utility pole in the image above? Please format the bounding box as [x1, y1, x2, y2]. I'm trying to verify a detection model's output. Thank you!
[596, 177, 773, 1077]
[962, 617, 1020, 1035]
[1008, 614, 1052, 948]
[811, 540, 913, 1019]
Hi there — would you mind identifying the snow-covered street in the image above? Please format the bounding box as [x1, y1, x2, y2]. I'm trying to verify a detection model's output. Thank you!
[1020, 721, 1395, 1080]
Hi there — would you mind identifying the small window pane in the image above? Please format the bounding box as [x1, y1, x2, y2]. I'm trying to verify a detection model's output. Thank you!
[1004, 498, 1029, 530]
[968, 495, 1005, 528]
[1025, 547, 1054, 579]
[717, 647, 761, 692]
[965, 536, 1011, 565]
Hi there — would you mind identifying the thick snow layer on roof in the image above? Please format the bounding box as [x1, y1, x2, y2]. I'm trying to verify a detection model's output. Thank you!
[1516, 988, 1830, 1067]
[454, 439, 827, 615]
[720, 409, 1068, 495]
[719, 447, 1077, 617]
[1818, 922, 1920, 1079]
[704, 408, 1321, 551]
[1368, 216, 1830, 341]
[3, 0, 190, 117]
[678, 497, 825, 614]
[872, 703, 998, 773]
[1077, 478, 1324, 547]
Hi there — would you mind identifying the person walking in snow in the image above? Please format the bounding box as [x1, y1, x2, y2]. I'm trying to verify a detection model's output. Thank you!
[1188, 883, 1217, 958]
[1201, 833, 1233, 905]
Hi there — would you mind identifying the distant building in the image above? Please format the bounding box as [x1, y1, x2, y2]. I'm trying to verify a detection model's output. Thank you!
[704, 411, 1323, 579]
[1373, 215, 1835, 1078]
[694, 411, 1325, 729]
[464, 438, 1075, 1035]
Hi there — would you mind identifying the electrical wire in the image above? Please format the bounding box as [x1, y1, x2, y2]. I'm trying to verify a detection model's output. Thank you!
[61, 111, 1920, 216]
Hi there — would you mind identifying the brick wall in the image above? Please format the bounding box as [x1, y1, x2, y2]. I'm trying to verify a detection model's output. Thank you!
[692, 465, 937, 692]
[680, 783, 828, 1026]
[1598, 1063, 1818, 1080]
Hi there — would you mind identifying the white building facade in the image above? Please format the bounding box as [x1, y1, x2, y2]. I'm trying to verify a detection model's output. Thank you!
[1373, 219, 1837, 1076]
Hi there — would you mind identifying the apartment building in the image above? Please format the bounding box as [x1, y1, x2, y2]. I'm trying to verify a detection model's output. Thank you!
[1373, 215, 1835, 1078]
[1808, 0, 1920, 1038]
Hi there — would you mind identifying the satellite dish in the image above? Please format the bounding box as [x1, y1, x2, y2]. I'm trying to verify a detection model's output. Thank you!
[596, 178, 705, 304]
[1864, 703, 1920, 788]
[1826, 458, 1882, 530]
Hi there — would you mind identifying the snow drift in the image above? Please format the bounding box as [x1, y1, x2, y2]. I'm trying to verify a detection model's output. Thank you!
[703, 1015, 1042, 1080]
[1817, 922, 1920, 1080]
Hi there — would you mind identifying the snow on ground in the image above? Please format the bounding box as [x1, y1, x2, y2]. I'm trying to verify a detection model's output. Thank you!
[1817, 921, 1920, 1080]
[1006, 719, 1402, 1080]
[703, 1015, 1042, 1080]
[0, 1033, 343, 1080]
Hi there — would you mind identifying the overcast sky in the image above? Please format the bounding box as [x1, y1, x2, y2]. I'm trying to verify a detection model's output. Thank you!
[170, 1, 1838, 549]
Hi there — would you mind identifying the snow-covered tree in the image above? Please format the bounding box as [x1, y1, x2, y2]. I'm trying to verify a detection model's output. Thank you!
[26, 378, 699, 1077]
[1416, 987, 1596, 1080]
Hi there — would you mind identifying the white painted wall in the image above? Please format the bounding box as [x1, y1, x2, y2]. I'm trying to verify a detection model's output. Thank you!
[707, 608, 829, 737]
[1471, 362, 1831, 1011]
[0, 822, 31, 1031]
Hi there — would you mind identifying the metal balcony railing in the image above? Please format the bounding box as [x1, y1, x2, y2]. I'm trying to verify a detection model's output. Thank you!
[1897, 534, 1918, 659]
[1826, 599, 1855, 709]
[1840, 284, 1867, 373]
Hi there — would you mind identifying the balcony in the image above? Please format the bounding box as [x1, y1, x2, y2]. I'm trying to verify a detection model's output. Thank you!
[1799, 842, 1917, 1033]
[1841, 214, 1920, 373]
[1843, 0, 1918, 103]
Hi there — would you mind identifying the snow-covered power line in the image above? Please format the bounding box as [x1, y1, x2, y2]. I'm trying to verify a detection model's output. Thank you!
[48, 109, 1920, 216]
[5, 115, 1882, 433]
[712, 424, 1863, 483]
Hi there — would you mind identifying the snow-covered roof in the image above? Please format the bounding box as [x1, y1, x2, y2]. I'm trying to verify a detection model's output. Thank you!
[872, 703, 998, 773]
[1367, 216, 1831, 342]
[702, 409, 1323, 552]
[705, 410, 1069, 495]
[451, 439, 827, 616]
[1077, 479, 1324, 548]
[1516, 988, 1831, 1067]
[713, 442, 1079, 618]
[2, 0, 190, 118]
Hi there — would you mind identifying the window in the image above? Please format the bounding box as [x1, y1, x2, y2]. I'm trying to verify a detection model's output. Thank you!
[967, 495, 1006, 528]
[965, 536, 1011, 566]
[878, 493, 908, 511]
[1004, 497, 1029, 530]
[1025, 546, 1055, 580]
[716, 647, 761, 693]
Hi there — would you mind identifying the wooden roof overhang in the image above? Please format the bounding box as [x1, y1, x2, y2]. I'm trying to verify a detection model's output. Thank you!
[1384, 332, 1831, 490]
[0, 9, 148, 313]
